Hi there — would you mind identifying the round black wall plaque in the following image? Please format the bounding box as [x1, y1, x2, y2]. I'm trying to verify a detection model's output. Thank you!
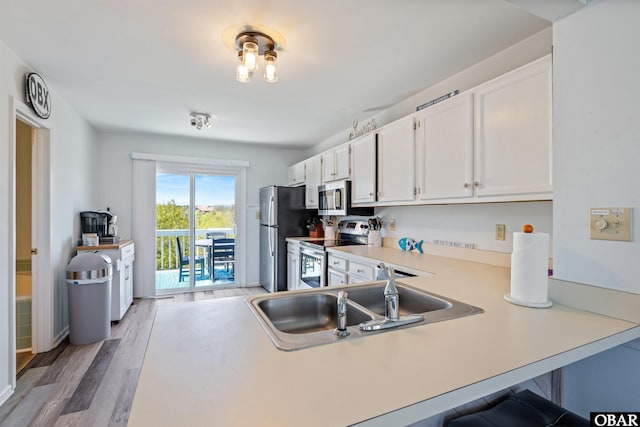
[25, 72, 51, 119]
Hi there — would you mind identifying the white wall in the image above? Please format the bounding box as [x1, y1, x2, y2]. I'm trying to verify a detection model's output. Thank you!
[552, 0, 640, 417]
[378, 202, 552, 253]
[0, 39, 97, 403]
[553, 0, 640, 294]
[95, 132, 305, 286]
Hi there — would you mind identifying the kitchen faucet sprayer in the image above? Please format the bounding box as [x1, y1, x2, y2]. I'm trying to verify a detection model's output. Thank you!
[334, 291, 350, 337]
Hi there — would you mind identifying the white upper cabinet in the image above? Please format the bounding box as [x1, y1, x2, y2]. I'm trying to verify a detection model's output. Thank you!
[473, 55, 552, 198]
[376, 116, 416, 203]
[305, 154, 322, 208]
[288, 161, 305, 187]
[289, 56, 552, 207]
[350, 133, 377, 204]
[415, 92, 474, 201]
[322, 142, 351, 182]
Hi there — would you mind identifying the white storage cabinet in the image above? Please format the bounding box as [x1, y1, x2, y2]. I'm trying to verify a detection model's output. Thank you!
[305, 155, 322, 208]
[321, 142, 351, 183]
[326, 252, 377, 285]
[288, 161, 306, 187]
[350, 133, 377, 204]
[77, 241, 134, 322]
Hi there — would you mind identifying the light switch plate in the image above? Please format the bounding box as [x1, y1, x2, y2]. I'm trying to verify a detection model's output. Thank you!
[389, 218, 396, 231]
[589, 207, 632, 241]
[495, 224, 506, 241]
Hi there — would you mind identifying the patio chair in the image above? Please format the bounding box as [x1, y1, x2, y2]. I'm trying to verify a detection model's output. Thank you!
[212, 238, 235, 279]
[176, 237, 205, 282]
[206, 231, 227, 239]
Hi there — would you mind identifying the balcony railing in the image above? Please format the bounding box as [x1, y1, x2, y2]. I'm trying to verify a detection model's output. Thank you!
[155, 228, 234, 271]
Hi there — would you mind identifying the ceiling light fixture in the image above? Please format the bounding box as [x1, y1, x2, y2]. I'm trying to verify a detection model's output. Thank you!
[190, 112, 212, 130]
[235, 31, 278, 83]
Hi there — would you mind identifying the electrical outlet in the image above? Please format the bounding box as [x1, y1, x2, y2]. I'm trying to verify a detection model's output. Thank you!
[495, 224, 506, 241]
[256, 210, 261, 220]
[389, 218, 396, 231]
[589, 207, 632, 241]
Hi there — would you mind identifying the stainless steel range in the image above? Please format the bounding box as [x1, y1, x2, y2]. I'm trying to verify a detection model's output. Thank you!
[298, 220, 370, 289]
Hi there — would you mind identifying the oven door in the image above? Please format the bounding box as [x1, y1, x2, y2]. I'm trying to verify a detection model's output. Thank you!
[299, 244, 325, 289]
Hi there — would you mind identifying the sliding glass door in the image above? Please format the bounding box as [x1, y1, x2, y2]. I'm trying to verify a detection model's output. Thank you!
[155, 166, 237, 292]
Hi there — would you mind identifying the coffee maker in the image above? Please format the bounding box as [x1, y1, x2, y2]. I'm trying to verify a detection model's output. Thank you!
[80, 209, 120, 244]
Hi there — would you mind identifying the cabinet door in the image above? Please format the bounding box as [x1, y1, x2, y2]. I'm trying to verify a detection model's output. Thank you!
[287, 251, 299, 291]
[305, 155, 322, 208]
[377, 116, 416, 203]
[351, 134, 376, 204]
[474, 56, 552, 198]
[416, 93, 474, 201]
[124, 260, 133, 308]
[327, 268, 347, 286]
[288, 161, 306, 186]
[321, 151, 335, 183]
[333, 144, 351, 181]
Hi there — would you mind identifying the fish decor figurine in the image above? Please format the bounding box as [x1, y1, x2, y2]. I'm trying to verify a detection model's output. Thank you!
[398, 238, 424, 254]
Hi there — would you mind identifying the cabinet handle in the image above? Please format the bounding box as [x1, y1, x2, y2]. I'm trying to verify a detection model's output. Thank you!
[474, 181, 480, 189]
[357, 269, 364, 273]
[464, 183, 470, 189]
[333, 261, 340, 265]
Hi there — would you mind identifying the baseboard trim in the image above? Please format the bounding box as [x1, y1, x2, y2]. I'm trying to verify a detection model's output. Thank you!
[0, 384, 14, 407]
[53, 325, 69, 349]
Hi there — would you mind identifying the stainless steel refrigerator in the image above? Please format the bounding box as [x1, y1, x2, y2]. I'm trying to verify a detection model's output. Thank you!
[259, 185, 313, 292]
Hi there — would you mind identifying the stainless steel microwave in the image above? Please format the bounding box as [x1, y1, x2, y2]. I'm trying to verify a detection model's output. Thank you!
[318, 180, 374, 216]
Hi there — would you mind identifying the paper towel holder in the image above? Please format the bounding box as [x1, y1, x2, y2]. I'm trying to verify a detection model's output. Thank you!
[504, 293, 552, 308]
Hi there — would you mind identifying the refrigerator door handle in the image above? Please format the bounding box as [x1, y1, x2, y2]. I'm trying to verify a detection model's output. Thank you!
[268, 196, 275, 255]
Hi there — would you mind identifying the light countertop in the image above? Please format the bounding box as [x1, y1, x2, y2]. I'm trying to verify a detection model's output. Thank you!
[75, 239, 133, 251]
[129, 246, 640, 426]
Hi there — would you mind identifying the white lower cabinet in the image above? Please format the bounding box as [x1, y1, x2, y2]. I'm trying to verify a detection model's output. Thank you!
[327, 268, 348, 286]
[77, 241, 134, 322]
[287, 241, 300, 291]
[327, 252, 377, 285]
[348, 259, 376, 282]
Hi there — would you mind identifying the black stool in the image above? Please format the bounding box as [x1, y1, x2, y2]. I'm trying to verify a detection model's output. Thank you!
[447, 389, 588, 427]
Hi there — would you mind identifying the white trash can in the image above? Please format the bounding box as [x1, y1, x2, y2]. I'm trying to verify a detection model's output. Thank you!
[66, 252, 113, 345]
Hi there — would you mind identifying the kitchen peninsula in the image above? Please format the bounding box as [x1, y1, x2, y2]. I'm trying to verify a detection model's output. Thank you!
[129, 246, 640, 426]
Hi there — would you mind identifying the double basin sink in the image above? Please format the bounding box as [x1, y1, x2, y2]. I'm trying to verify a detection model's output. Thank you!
[246, 281, 484, 351]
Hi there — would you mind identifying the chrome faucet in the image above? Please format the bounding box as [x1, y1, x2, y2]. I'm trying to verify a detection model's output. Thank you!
[379, 263, 400, 321]
[359, 263, 424, 331]
[334, 290, 350, 337]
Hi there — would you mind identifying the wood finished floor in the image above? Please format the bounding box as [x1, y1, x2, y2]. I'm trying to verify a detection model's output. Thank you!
[0, 287, 265, 427]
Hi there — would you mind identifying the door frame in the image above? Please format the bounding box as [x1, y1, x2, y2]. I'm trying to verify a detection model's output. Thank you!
[154, 161, 247, 293]
[8, 96, 54, 387]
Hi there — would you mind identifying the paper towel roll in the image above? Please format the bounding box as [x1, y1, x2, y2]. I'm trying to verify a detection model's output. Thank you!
[505, 232, 552, 308]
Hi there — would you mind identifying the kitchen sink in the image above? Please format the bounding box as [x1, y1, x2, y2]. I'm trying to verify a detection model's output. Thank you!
[257, 293, 374, 334]
[246, 282, 483, 351]
[346, 283, 451, 316]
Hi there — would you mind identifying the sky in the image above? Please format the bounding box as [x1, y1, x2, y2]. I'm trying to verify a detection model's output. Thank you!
[156, 174, 236, 206]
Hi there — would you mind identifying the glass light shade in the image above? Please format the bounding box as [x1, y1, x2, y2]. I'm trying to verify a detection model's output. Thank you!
[236, 63, 250, 83]
[242, 41, 259, 72]
[263, 51, 278, 83]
